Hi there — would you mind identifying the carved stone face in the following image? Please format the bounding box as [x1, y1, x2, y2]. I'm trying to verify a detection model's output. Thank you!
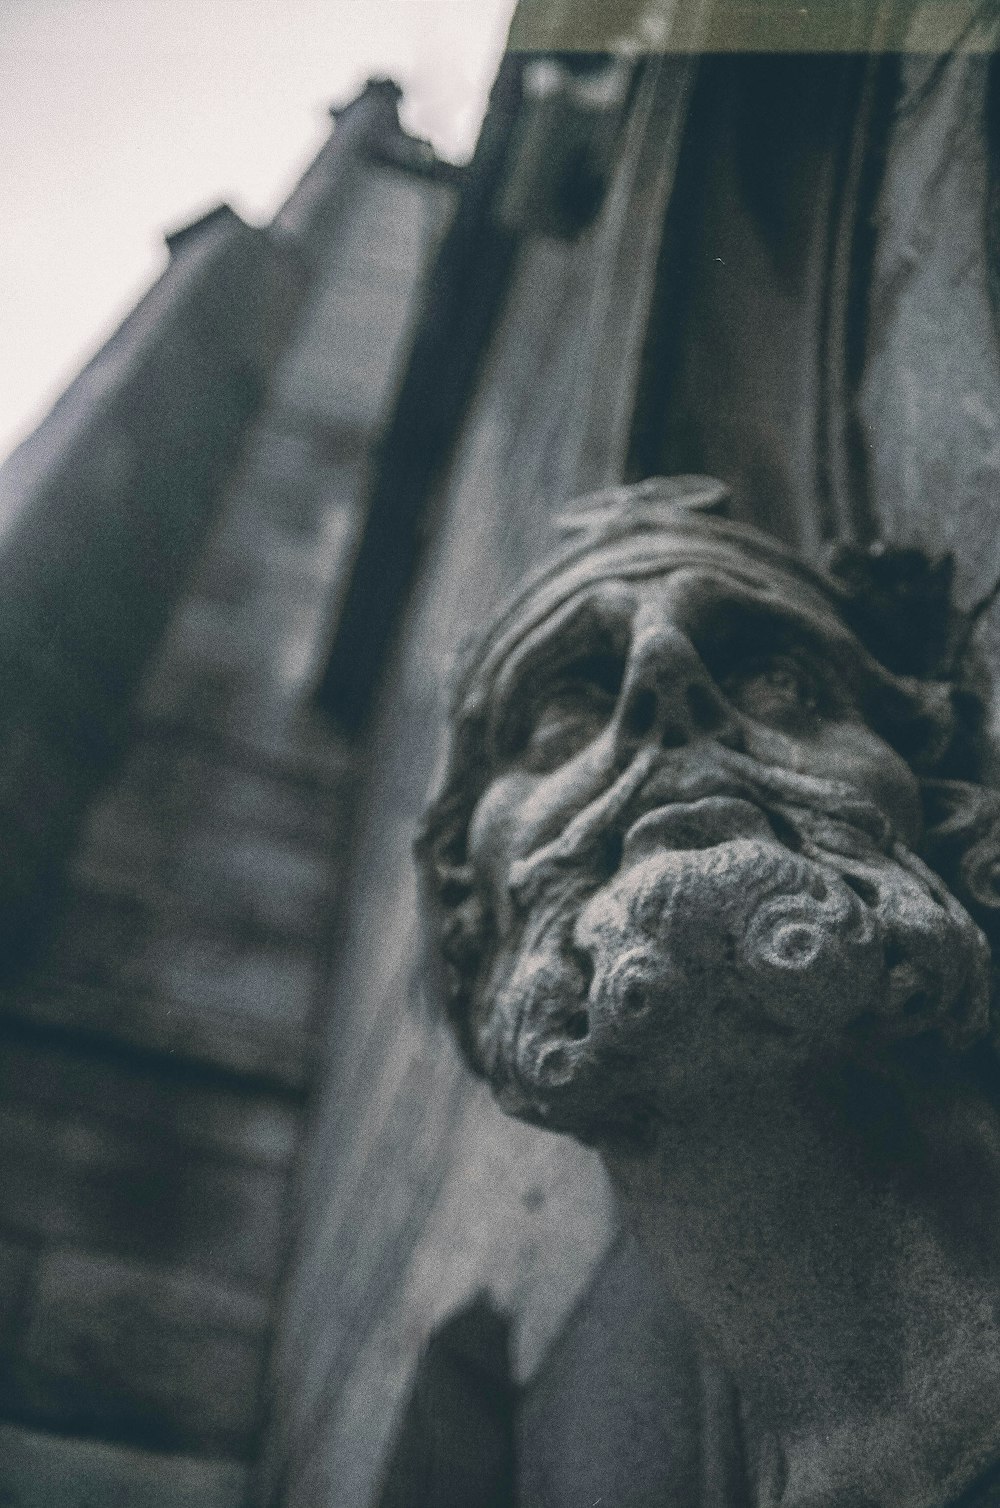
[419, 483, 993, 1142]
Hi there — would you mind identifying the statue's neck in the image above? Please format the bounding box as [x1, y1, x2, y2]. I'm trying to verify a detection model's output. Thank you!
[602, 1057, 1000, 1508]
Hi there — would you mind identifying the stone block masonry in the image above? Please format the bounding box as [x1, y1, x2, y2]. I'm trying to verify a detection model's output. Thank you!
[0, 81, 455, 1507]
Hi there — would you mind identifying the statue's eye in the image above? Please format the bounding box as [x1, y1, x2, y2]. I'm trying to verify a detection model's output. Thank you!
[522, 691, 607, 769]
[721, 654, 820, 726]
[513, 652, 624, 771]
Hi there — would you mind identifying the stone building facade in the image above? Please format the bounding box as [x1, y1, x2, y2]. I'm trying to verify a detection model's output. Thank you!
[2, 1, 1000, 1503]
[265, 5, 1000, 1506]
[0, 79, 455, 1505]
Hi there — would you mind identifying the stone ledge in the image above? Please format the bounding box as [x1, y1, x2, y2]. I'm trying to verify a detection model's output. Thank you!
[11, 1248, 266, 1452]
[0, 1422, 247, 1508]
[0, 979, 313, 1093]
[0, 1101, 286, 1286]
[82, 732, 352, 851]
[69, 839, 333, 950]
[0, 1032, 299, 1167]
[34, 886, 324, 1014]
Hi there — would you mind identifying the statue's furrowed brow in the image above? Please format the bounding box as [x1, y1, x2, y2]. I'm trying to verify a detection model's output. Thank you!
[654, 569, 871, 686]
[487, 585, 634, 751]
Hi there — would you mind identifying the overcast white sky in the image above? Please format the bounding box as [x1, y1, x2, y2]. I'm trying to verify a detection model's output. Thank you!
[0, 0, 515, 463]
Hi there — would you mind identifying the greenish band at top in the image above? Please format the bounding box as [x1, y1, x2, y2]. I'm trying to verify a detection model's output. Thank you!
[507, 0, 997, 54]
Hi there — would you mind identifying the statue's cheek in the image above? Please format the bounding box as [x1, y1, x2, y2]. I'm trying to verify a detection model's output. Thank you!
[744, 718, 923, 848]
[576, 842, 884, 1077]
[474, 838, 992, 1140]
[466, 773, 541, 935]
[576, 841, 989, 1085]
[468, 747, 615, 883]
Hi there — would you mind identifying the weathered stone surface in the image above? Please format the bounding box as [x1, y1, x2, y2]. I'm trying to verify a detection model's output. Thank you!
[410, 479, 1000, 1506]
[0, 982, 311, 1091]
[14, 1251, 265, 1451]
[0, 1422, 247, 1508]
[0, 1103, 285, 1285]
[0, 1035, 298, 1166]
[0, 1234, 36, 1350]
[422, 483, 986, 1127]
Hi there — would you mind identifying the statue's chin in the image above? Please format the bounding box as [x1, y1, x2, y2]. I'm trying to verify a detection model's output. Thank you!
[477, 832, 990, 1136]
[574, 834, 990, 1076]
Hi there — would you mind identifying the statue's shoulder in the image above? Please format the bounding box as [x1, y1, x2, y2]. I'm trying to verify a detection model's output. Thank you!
[950, 1454, 1000, 1506]
[378, 1236, 748, 1508]
[519, 1233, 748, 1508]
[376, 1295, 517, 1508]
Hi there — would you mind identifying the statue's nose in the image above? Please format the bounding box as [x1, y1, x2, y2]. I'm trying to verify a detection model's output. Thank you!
[612, 623, 742, 759]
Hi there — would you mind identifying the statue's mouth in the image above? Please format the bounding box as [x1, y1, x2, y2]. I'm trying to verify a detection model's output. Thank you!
[508, 747, 894, 914]
[609, 757, 895, 891]
[626, 755, 890, 844]
[623, 794, 774, 863]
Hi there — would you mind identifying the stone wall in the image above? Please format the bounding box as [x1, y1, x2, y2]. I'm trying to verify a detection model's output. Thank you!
[857, 17, 1000, 767]
[0, 87, 453, 1507]
[266, 11, 1000, 1508]
[263, 54, 705, 1508]
[0, 205, 301, 958]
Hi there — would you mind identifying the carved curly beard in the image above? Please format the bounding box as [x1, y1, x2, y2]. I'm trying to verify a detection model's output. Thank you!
[473, 793, 992, 1140]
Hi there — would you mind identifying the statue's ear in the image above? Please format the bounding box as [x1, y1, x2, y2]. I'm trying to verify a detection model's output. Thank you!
[921, 779, 1000, 923]
[414, 839, 491, 1061]
[473, 943, 595, 1123]
[826, 542, 956, 679]
[868, 676, 956, 774]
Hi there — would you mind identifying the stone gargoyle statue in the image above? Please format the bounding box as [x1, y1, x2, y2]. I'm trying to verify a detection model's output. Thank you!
[397, 476, 1000, 1508]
